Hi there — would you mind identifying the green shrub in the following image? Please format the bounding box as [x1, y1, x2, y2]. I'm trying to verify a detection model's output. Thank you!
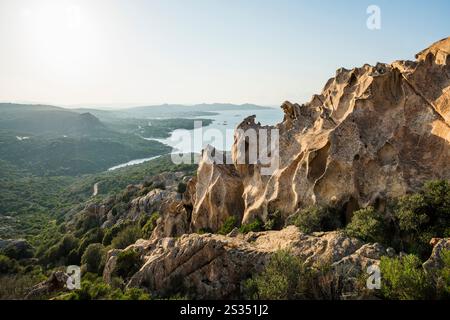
[244, 250, 308, 300]
[143, 180, 153, 188]
[264, 210, 283, 231]
[122, 287, 151, 300]
[81, 243, 106, 275]
[346, 207, 386, 243]
[436, 249, 450, 299]
[102, 221, 134, 246]
[395, 194, 429, 233]
[0, 242, 34, 260]
[394, 180, 450, 257]
[0, 271, 47, 299]
[75, 211, 100, 235]
[142, 212, 160, 238]
[111, 225, 142, 249]
[42, 234, 80, 265]
[61, 273, 122, 300]
[154, 182, 166, 190]
[177, 182, 187, 194]
[218, 216, 238, 235]
[380, 254, 433, 300]
[0, 255, 20, 274]
[197, 228, 213, 234]
[239, 219, 263, 234]
[76, 228, 104, 260]
[137, 214, 150, 228]
[115, 249, 141, 280]
[293, 206, 341, 234]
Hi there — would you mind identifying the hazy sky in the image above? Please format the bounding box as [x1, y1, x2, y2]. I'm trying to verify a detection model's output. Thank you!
[1, 0, 449, 108]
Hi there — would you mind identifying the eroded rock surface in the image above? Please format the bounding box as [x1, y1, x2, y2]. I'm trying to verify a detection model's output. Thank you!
[188, 37, 450, 229]
[104, 226, 388, 299]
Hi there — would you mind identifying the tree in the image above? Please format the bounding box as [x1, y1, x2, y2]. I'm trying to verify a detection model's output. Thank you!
[380, 255, 433, 300]
[81, 244, 106, 275]
[293, 206, 341, 234]
[111, 225, 142, 249]
[346, 207, 386, 244]
[115, 249, 141, 280]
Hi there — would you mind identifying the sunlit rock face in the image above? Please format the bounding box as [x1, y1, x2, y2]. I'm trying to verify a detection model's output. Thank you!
[189, 146, 245, 232]
[190, 37, 450, 230]
[104, 226, 388, 299]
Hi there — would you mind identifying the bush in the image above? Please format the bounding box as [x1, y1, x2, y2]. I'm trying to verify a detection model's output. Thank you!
[42, 234, 80, 265]
[243, 250, 351, 300]
[75, 212, 100, 235]
[0, 271, 47, 299]
[264, 210, 283, 231]
[239, 219, 263, 234]
[395, 194, 429, 233]
[153, 182, 166, 190]
[177, 182, 187, 194]
[293, 206, 341, 234]
[76, 228, 104, 261]
[122, 287, 151, 300]
[111, 225, 142, 249]
[394, 180, 450, 257]
[60, 273, 150, 300]
[243, 250, 308, 300]
[81, 244, 106, 275]
[141, 212, 160, 238]
[218, 216, 238, 235]
[115, 249, 141, 280]
[102, 221, 134, 246]
[1, 241, 34, 260]
[0, 255, 20, 274]
[346, 207, 386, 243]
[380, 254, 433, 300]
[436, 249, 450, 299]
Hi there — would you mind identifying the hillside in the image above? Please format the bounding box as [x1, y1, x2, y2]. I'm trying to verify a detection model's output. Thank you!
[0, 103, 106, 136]
[0, 104, 175, 175]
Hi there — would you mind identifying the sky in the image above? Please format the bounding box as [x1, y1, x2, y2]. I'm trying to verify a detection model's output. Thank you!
[0, 0, 449, 108]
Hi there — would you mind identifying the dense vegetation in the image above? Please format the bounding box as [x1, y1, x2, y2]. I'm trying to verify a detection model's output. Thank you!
[288, 180, 450, 259]
[243, 249, 450, 300]
[243, 250, 346, 300]
[0, 154, 196, 299]
[0, 155, 196, 240]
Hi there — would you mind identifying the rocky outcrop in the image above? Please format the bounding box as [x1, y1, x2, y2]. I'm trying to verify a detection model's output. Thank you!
[103, 226, 387, 299]
[423, 238, 450, 277]
[68, 171, 192, 238]
[188, 37, 450, 229]
[189, 147, 245, 232]
[25, 271, 69, 300]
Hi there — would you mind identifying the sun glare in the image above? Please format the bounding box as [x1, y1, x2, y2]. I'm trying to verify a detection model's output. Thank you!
[19, 1, 104, 77]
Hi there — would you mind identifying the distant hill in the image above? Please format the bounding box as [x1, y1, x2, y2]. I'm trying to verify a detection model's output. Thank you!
[0, 103, 171, 176]
[123, 103, 271, 118]
[0, 103, 106, 136]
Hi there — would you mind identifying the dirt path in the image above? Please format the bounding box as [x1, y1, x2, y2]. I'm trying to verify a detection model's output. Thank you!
[93, 183, 99, 196]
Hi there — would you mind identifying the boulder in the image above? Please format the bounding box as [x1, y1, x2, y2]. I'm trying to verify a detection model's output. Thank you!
[104, 226, 388, 299]
[25, 271, 69, 300]
[423, 238, 450, 277]
[190, 146, 245, 232]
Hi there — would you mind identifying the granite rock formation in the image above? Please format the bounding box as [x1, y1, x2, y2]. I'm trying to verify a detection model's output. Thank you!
[187, 37, 450, 231]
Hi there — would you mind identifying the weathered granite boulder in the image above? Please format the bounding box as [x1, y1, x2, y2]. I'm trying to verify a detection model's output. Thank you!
[104, 226, 388, 299]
